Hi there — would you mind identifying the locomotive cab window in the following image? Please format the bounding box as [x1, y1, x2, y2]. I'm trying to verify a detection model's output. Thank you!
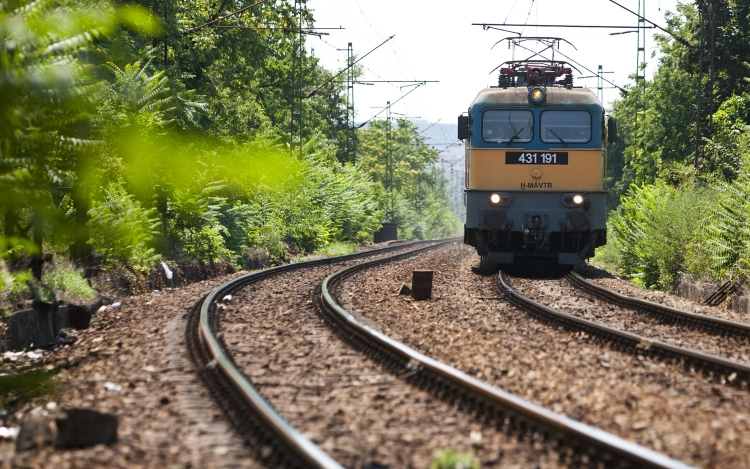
[540, 110, 591, 144]
[482, 110, 533, 143]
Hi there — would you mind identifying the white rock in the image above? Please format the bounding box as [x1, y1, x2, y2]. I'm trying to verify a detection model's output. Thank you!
[0, 427, 18, 441]
[160, 261, 173, 280]
[104, 382, 122, 393]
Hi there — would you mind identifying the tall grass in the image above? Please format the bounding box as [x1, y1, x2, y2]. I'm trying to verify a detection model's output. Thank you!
[610, 181, 712, 289]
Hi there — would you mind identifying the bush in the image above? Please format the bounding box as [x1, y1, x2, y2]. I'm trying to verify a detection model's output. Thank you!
[0, 262, 32, 314]
[592, 236, 621, 272]
[609, 184, 665, 288]
[43, 265, 97, 299]
[686, 168, 750, 281]
[648, 183, 711, 287]
[89, 185, 161, 271]
[610, 182, 711, 289]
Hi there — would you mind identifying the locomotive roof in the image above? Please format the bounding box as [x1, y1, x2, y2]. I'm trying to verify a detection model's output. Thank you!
[470, 86, 600, 108]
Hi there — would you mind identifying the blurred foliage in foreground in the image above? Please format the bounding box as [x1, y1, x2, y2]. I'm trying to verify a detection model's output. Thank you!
[0, 0, 458, 300]
[599, 1, 750, 291]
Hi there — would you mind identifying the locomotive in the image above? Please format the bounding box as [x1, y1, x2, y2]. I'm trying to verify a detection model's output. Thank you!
[459, 40, 616, 266]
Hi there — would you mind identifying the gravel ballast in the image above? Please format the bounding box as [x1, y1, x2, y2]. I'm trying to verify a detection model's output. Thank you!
[220, 245, 566, 468]
[8, 241, 750, 468]
[340, 244, 750, 468]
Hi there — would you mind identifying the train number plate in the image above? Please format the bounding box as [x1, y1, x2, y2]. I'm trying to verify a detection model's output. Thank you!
[506, 151, 568, 165]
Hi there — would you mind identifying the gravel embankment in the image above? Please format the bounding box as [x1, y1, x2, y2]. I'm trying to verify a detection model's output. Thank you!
[511, 272, 750, 364]
[221, 244, 565, 468]
[341, 243, 750, 469]
[8, 272, 263, 469]
[580, 264, 750, 324]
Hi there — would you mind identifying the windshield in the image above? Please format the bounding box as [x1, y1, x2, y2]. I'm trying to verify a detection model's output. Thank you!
[540, 111, 591, 143]
[482, 110, 533, 143]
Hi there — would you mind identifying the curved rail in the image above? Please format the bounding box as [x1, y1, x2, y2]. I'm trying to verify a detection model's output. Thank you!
[567, 271, 750, 338]
[195, 239, 450, 468]
[498, 272, 750, 388]
[199, 285, 343, 469]
[318, 252, 695, 468]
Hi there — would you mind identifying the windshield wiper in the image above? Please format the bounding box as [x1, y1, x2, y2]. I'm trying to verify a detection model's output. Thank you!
[506, 122, 530, 145]
[544, 124, 568, 147]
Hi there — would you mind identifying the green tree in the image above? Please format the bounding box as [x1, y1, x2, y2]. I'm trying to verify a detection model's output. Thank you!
[0, 0, 116, 278]
[358, 119, 459, 239]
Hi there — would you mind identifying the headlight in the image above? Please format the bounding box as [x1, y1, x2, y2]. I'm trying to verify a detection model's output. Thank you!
[489, 193, 510, 206]
[563, 193, 585, 206]
[529, 87, 546, 104]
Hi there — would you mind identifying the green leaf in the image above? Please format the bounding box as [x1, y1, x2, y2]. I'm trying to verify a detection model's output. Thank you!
[116, 4, 161, 37]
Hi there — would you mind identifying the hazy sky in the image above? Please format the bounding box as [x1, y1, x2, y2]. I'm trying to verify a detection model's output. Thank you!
[305, 0, 683, 126]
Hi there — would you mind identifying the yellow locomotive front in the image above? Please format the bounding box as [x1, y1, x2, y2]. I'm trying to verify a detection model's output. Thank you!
[459, 65, 615, 266]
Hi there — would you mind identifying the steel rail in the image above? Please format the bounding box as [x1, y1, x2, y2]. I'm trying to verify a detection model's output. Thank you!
[318, 252, 695, 469]
[567, 271, 750, 338]
[200, 289, 343, 468]
[196, 239, 444, 469]
[498, 273, 750, 388]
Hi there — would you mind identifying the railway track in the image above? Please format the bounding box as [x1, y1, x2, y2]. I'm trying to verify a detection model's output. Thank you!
[498, 272, 750, 388]
[566, 271, 750, 345]
[322, 251, 694, 469]
[339, 247, 750, 468]
[184, 240, 455, 468]
[187, 240, 696, 469]
[192, 239, 566, 467]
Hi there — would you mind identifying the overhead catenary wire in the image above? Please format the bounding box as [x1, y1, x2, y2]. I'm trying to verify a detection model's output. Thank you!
[503, 0, 523, 23]
[314, 36, 400, 89]
[183, 0, 271, 34]
[520, 0, 535, 37]
[608, 0, 692, 47]
[312, 32, 418, 104]
[309, 0, 454, 126]
[356, 83, 425, 128]
[310, 0, 685, 125]
[475, 23, 656, 30]
[391, 119, 443, 152]
[306, 35, 395, 98]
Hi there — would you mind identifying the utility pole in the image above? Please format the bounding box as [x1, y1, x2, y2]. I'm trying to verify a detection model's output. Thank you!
[386, 101, 394, 221]
[291, 0, 304, 158]
[630, 0, 649, 180]
[290, 0, 297, 153]
[695, 0, 716, 169]
[298, 0, 304, 159]
[635, 0, 647, 127]
[346, 42, 355, 163]
[596, 65, 615, 106]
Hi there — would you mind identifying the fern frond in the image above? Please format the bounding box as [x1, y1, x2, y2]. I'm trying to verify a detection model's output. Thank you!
[42, 31, 95, 56]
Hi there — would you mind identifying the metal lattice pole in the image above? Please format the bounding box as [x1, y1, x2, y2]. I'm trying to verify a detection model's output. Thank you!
[347, 43, 355, 163]
[635, 0, 647, 127]
[386, 102, 394, 221]
[694, 0, 717, 168]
